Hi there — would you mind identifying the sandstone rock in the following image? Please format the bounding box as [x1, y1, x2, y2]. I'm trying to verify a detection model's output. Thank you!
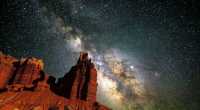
[0, 52, 110, 110]
[0, 54, 17, 89]
[55, 52, 97, 103]
[13, 58, 43, 87]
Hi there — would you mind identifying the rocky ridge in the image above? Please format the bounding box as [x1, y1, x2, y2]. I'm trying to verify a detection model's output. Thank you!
[0, 52, 110, 110]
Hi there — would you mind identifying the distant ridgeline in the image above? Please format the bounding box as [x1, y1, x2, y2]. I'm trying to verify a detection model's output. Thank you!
[0, 52, 110, 110]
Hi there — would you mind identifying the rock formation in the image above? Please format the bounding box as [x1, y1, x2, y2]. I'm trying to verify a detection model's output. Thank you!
[0, 52, 110, 110]
[55, 53, 97, 102]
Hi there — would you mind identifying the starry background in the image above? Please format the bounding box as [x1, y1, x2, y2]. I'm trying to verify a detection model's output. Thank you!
[0, 0, 200, 110]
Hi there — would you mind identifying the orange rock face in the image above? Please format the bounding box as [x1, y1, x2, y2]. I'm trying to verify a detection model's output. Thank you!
[0, 54, 17, 89]
[0, 52, 110, 110]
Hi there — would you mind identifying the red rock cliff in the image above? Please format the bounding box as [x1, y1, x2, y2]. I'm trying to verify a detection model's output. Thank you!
[55, 52, 97, 102]
[0, 52, 110, 110]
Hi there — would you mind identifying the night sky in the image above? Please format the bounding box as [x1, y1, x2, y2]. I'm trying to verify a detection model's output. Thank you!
[0, 0, 200, 110]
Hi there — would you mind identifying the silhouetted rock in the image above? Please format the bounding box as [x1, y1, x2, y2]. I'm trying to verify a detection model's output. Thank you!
[55, 52, 97, 103]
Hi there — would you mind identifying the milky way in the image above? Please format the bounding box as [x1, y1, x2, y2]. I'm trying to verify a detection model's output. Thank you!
[0, 0, 200, 110]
